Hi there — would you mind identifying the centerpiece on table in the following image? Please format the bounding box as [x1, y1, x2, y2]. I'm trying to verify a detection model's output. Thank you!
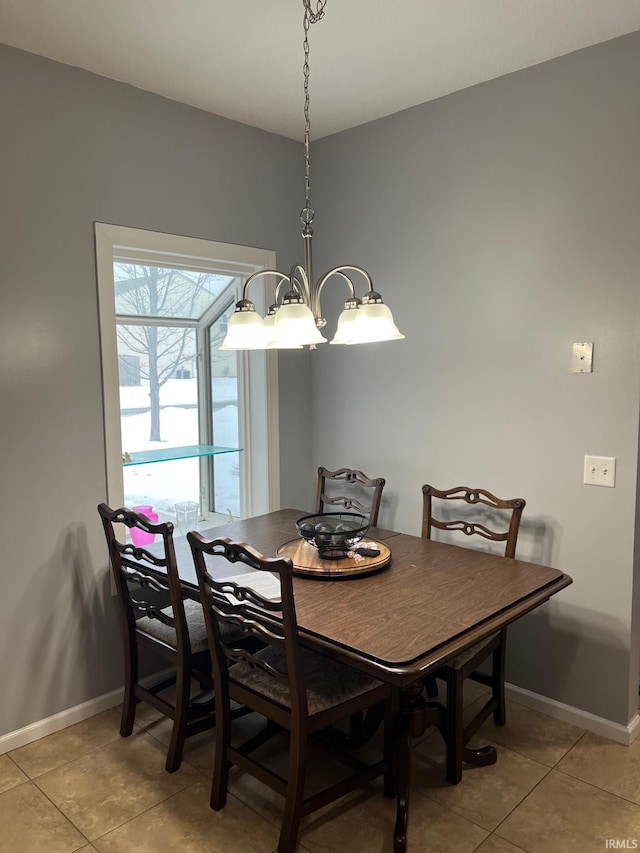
[296, 512, 370, 560]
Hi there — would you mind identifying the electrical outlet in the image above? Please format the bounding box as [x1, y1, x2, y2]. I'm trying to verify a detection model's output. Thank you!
[583, 455, 616, 487]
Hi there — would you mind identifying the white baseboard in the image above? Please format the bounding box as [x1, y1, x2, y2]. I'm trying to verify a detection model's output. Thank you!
[2, 677, 639, 756]
[0, 667, 179, 756]
[0, 689, 122, 755]
[504, 682, 640, 746]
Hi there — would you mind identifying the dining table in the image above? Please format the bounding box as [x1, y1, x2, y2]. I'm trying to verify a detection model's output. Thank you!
[163, 507, 572, 852]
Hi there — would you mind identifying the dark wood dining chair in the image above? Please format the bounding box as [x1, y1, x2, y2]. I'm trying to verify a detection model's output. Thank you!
[98, 503, 236, 773]
[316, 466, 385, 525]
[188, 531, 394, 853]
[421, 484, 526, 784]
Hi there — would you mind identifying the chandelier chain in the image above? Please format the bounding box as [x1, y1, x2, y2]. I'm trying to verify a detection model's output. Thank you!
[302, 1, 326, 225]
[221, 0, 403, 349]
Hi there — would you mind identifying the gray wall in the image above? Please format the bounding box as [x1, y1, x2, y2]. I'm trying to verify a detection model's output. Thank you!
[0, 44, 310, 738]
[310, 32, 640, 725]
[2, 30, 639, 738]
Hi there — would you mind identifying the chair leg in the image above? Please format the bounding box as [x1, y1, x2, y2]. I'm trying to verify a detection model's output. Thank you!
[120, 631, 138, 738]
[424, 675, 439, 699]
[166, 663, 191, 773]
[211, 695, 231, 811]
[278, 730, 307, 853]
[492, 632, 507, 727]
[445, 669, 464, 785]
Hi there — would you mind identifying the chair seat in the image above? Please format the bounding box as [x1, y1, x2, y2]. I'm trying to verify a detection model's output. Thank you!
[444, 632, 499, 670]
[138, 598, 238, 653]
[231, 645, 384, 715]
[188, 533, 393, 852]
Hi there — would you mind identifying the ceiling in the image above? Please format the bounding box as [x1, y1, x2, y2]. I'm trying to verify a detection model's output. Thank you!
[1, 0, 639, 140]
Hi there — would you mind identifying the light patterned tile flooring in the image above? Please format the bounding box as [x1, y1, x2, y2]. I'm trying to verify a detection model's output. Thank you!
[1, 684, 639, 852]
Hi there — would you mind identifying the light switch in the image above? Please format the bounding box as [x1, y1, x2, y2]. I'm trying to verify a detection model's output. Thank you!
[583, 455, 616, 487]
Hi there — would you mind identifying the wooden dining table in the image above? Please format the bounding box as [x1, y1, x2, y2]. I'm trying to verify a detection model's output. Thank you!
[165, 507, 572, 852]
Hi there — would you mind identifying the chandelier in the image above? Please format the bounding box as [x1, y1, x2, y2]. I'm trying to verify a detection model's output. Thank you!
[221, 0, 404, 350]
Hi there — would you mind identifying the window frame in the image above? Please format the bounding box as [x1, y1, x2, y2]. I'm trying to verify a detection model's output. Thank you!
[95, 223, 280, 519]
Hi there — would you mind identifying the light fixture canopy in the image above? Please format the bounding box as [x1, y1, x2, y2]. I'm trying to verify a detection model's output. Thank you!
[221, 0, 404, 351]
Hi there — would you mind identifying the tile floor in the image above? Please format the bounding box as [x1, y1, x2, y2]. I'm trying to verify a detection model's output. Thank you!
[2, 683, 639, 852]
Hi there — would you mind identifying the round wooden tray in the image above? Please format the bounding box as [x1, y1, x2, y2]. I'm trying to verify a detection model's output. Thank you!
[277, 539, 391, 580]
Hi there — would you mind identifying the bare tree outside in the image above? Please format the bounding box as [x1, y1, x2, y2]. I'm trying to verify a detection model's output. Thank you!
[114, 264, 224, 441]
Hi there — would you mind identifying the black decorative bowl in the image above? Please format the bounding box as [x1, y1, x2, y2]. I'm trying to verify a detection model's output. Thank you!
[296, 512, 370, 560]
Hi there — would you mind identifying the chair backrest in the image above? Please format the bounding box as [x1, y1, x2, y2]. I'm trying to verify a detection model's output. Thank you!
[315, 466, 385, 525]
[97, 503, 191, 651]
[187, 533, 307, 716]
[421, 485, 526, 559]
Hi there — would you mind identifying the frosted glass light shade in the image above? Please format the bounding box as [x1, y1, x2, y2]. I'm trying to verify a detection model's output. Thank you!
[220, 308, 267, 350]
[273, 301, 327, 347]
[330, 305, 360, 345]
[347, 300, 404, 345]
[263, 311, 303, 349]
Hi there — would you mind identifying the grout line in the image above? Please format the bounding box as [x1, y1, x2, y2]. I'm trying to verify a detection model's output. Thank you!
[87, 777, 208, 846]
[21, 778, 94, 848]
[6, 702, 640, 852]
[552, 764, 640, 809]
[472, 727, 587, 770]
[490, 764, 554, 835]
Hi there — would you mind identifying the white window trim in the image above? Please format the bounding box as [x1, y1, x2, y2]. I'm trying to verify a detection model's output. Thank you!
[95, 223, 280, 518]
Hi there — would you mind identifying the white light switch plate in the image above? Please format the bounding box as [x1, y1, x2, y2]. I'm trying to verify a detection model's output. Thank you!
[584, 455, 616, 487]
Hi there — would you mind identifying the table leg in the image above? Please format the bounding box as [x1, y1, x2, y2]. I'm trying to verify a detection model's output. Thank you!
[393, 685, 444, 853]
[462, 744, 497, 767]
[443, 669, 497, 780]
[321, 705, 385, 750]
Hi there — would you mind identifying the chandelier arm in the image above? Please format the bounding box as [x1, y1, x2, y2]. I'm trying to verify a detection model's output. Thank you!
[273, 276, 292, 305]
[240, 269, 291, 302]
[316, 264, 374, 301]
[315, 268, 357, 311]
[289, 263, 311, 304]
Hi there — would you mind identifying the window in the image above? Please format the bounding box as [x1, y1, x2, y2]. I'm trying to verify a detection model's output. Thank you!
[118, 354, 141, 386]
[96, 224, 280, 528]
